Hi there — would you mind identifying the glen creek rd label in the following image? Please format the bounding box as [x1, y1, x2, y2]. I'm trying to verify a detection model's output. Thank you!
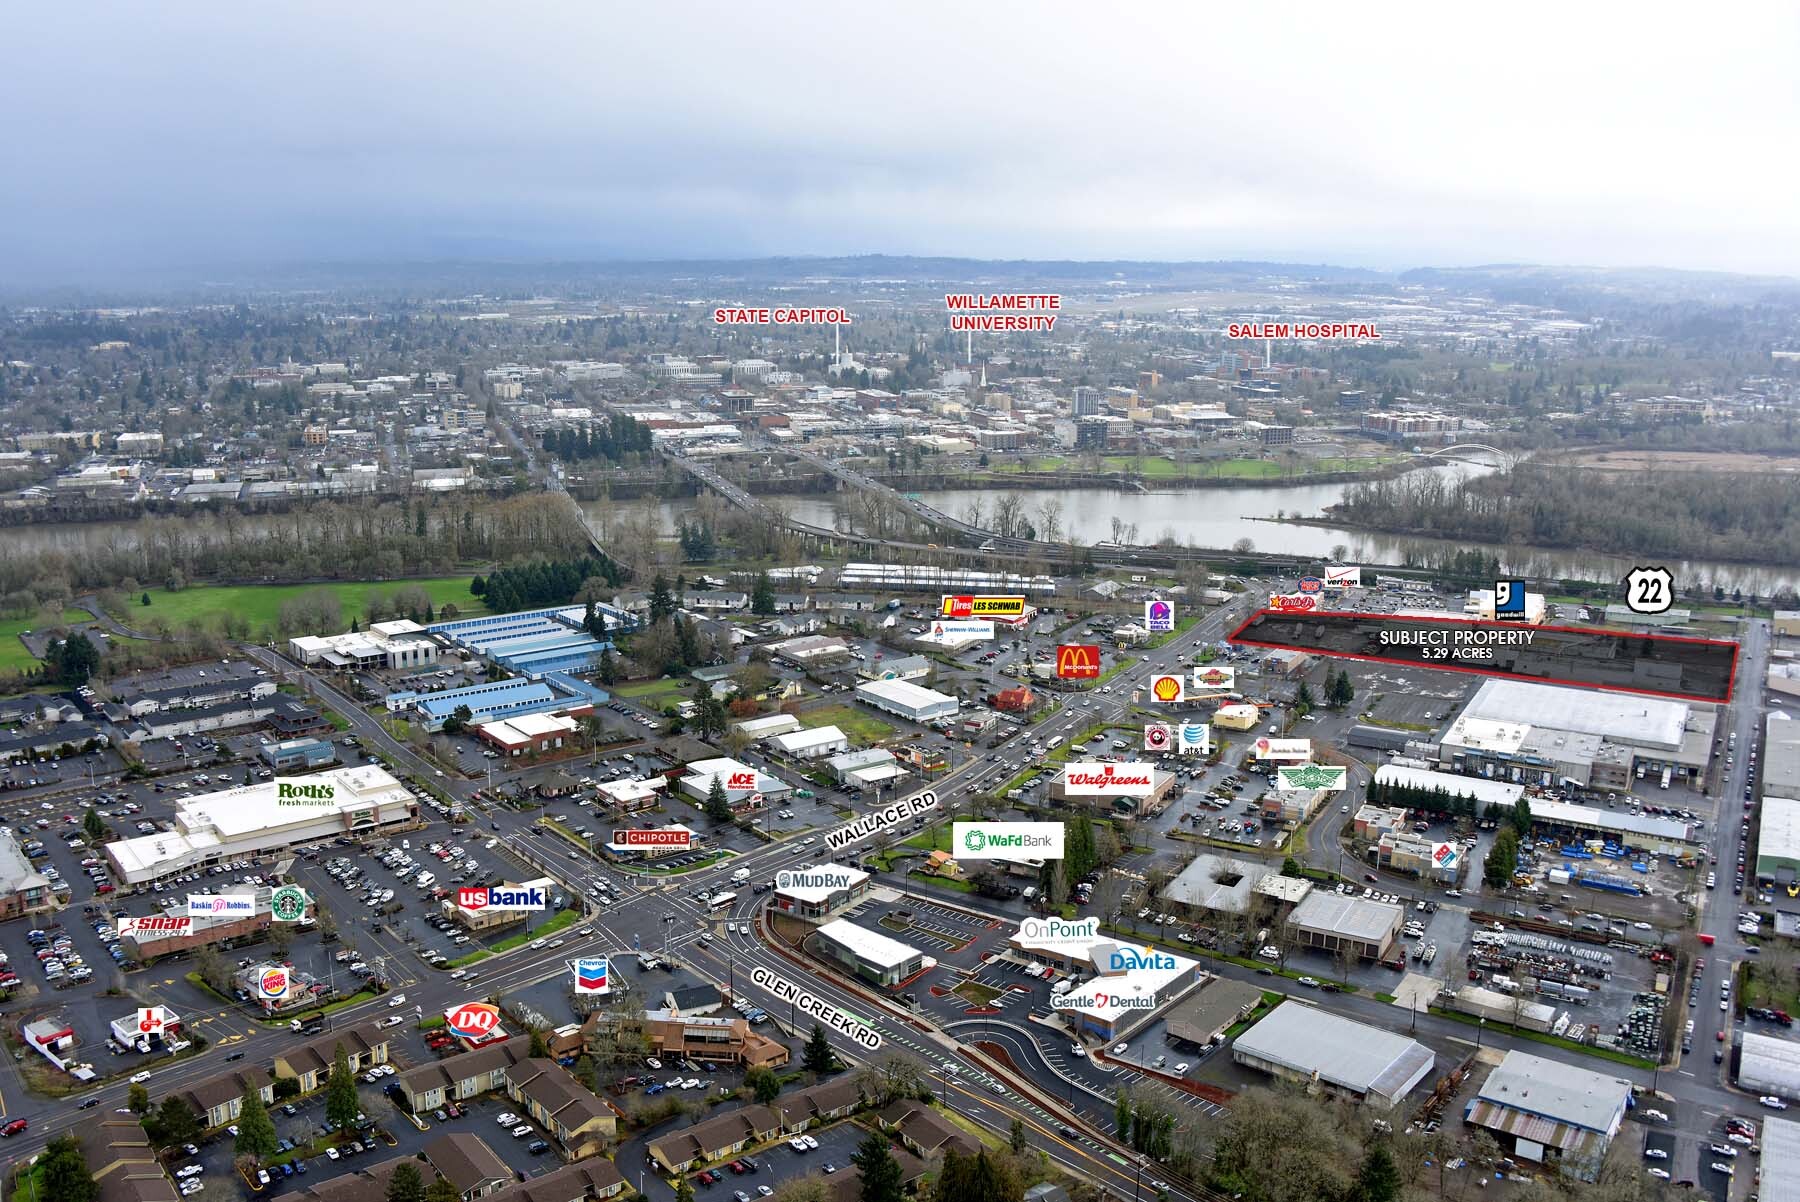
[1228, 610, 1737, 704]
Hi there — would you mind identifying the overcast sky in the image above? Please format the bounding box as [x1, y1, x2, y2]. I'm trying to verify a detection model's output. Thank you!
[6, 2, 1797, 285]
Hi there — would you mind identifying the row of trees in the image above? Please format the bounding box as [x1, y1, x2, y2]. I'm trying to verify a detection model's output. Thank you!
[540, 414, 653, 465]
[472, 553, 624, 614]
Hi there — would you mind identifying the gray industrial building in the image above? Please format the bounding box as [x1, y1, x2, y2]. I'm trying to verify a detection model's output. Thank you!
[1464, 1050, 1632, 1182]
[1284, 892, 1404, 961]
[1738, 1031, 1800, 1099]
[1232, 1002, 1434, 1109]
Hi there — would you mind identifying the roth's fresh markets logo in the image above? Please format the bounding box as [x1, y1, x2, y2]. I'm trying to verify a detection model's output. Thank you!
[275, 781, 336, 805]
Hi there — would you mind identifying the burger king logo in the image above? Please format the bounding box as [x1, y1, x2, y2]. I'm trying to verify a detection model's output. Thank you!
[257, 966, 290, 1000]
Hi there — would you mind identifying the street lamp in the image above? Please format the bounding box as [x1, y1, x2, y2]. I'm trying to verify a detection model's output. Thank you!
[1476, 1017, 1486, 1049]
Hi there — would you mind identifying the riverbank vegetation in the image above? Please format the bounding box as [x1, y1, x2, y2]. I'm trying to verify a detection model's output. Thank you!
[1332, 463, 1800, 568]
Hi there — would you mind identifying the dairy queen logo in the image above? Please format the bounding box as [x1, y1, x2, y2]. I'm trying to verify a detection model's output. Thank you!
[269, 885, 309, 923]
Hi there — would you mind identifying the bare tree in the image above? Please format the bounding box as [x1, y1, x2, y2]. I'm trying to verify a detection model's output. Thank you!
[1036, 498, 1064, 545]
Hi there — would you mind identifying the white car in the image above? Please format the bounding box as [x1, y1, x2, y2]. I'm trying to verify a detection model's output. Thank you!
[1761, 1096, 1790, 1110]
[802, 1135, 819, 1150]
[512, 1125, 533, 1138]
[1711, 1163, 1735, 1177]
[497, 1113, 519, 1126]
[389, 993, 407, 1007]
[788, 1137, 808, 1152]
[1646, 1168, 1670, 1181]
[1112, 1043, 1128, 1055]
[129, 1071, 152, 1084]
[1068, 1045, 1086, 1058]
[326, 1148, 340, 1161]
[1643, 1148, 1668, 1161]
[176, 1166, 205, 1179]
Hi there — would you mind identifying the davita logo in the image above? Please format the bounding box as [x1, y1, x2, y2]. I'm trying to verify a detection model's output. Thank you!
[1110, 945, 1177, 972]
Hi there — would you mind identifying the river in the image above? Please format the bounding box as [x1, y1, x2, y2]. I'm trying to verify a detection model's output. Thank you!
[606, 462, 1797, 594]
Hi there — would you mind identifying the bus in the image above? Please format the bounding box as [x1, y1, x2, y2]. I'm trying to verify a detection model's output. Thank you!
[707, 892, 738, 911]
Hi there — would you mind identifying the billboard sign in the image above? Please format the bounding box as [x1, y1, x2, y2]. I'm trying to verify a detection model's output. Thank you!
[1252, 737, 1313, 762]
[1056, 644, 1101, 679]
[1177, 722, 1211, 755]
[572, 958, 610, 995]
[1324, 566, 1362, 590]
[1143, 723, 1172, 753]
[1276, 764, 1349, 792]
[445, 1002, 503, 1040]
[612, 829, 692, 850]
[1144, 598, 1175, 633]
[941, 595, 1027, 619]
[256, 966, 291, 1001]
[1061, 762, 1157, 797]
[1191, 665, 1235, 691]
[1267, 593, 1320, 613]
[1149, 674, 1185, 703]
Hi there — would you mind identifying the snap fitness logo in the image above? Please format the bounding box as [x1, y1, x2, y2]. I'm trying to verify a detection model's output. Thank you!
[445, 1002, 502, 1039]
[269, 885, 309, 923]
[457, 885, 546, 912]
[275, 780, 337, 805]
[1017, 916, 1099, 946]
[118, 915, 192, 939]
[1150, 674, 1184, 703]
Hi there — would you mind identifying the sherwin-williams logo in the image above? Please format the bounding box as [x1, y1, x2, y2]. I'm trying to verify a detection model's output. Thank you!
[1110, 945, 1177, 972]
[1061, 763, 1155, 796]
[953, 822, 1065, 860]
[1150, 675, 1184, 703]
[1017, 917, 1099, 946]
[269, 885, 309, 923]
[275, 781, 336, 805]
[776, 871, 853, 892]
[458, 885, 546, 912]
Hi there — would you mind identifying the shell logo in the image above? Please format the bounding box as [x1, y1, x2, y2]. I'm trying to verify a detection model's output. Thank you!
[1150, 675, 1184, 703]
[446, 1002, 502, 1039]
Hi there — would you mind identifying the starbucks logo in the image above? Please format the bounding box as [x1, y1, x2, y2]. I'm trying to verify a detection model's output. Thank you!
[270, 885, 309, 923]
[962, 829, 987, 852]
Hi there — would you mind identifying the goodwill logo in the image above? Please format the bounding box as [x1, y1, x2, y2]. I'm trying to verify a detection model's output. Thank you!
[1145, 599, 1175, 633]
[954, 822, 1065, 860]
[186, 894, 255, 917]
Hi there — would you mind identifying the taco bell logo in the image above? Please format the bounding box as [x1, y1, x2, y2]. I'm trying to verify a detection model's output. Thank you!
[1145, 599, 1174, 633]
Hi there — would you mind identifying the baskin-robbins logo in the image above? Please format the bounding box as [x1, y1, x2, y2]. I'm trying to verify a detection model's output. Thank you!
[269, 885, 310, 923]
[1145, 599, 1175, 633]
[1252, 737, 1312, 762]
[275, 780, 337, 806]
[186, 894, 255, 917]
[776, 870, 853, 892]
[953, 822, 1066, 860]
[1060, 762, 1156, 796]
[445, 1002, 502, 1040]
[457, 885, 546, 912]
[1017, 916, 1099, 947]
[1149, 674, 1184, 703]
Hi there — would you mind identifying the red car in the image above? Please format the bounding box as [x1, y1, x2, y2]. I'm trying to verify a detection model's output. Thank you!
[2, 1119, 27, 1137]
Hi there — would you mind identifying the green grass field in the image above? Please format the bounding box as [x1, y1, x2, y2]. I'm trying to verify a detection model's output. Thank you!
[614, 677, 692, 709]
[118, 577, 486, 634]
[0, 609, 93, 674]
[800, 703, 898, 745]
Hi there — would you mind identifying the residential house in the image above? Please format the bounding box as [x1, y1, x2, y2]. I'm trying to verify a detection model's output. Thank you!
[768, 1078, 864, 1134]
[272, 1023, 390, 1092]
[647, 1103, 779, 1173]
[875, 1100, 981, 1159]
[395, 1040, 531, 1113]
[504, 1058, 616, 1157]
[172, 1066, 276, 1130]
[477, 1161, 628, 1202]
[82, 1116, 181, 1202]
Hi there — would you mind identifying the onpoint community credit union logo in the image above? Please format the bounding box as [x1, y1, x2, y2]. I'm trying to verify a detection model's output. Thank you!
[1017, 916, 1099, 946]
[269, 885, 309, 923]
[1149, 674, 1184, 703]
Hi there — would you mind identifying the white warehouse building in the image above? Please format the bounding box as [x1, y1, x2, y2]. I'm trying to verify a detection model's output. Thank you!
[768, 726, 851, 760]
[854, 679, 959, 723]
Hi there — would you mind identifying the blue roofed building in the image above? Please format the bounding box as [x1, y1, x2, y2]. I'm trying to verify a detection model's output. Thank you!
[428, 604, 635, 676]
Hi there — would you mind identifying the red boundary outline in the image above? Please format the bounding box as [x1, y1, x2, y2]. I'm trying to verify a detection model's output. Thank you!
[1223, 610, 1739, 705]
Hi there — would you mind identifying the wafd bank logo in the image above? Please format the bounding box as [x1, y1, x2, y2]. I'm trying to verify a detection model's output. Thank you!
[954, 822, 1065, 859]
[457, 885, 546, 911]
[1061, 762, 1155, 796]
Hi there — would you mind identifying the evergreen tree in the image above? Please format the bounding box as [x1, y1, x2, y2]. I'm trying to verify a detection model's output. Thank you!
[706, 776, 733, 823]
[649, 574, 676, 623]
[127, 1082, 150, 1114]
[746, 1066, 781, 1103]
[1350, 1144, 1401, 1202]
[802, 1022, 835, 1073]
[149, 1095, 203, 1147]
[529, 1026, 551, 1057]
[387, 1162, 425, 1202]
[1293, 680, 1316, 714]
[1114, 1088, 1132, 1143]
[674, 1178, 696, 1202]
[1483, 827, 1519, 890]
[598, 648, 619, 686]
[470, 574, 486, 597]
[751, 572, 776, 616]
[234, 1086, 279, 1159]
[83, 808, 106, 842]
[1008, 1116, 1028, 1154]
[1510, 794, 1533, 837]
[852, 1129, 905, 1202]
[141, 592, 151, 607]
[325, 1044, 361, 1130]
[424, 1177, 460, 1202]
[39, 1133, 99, 1202]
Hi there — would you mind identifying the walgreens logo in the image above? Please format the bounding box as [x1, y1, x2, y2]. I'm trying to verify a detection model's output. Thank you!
[1061, 762, 1156, 796]
[456, 885, 546, 912]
